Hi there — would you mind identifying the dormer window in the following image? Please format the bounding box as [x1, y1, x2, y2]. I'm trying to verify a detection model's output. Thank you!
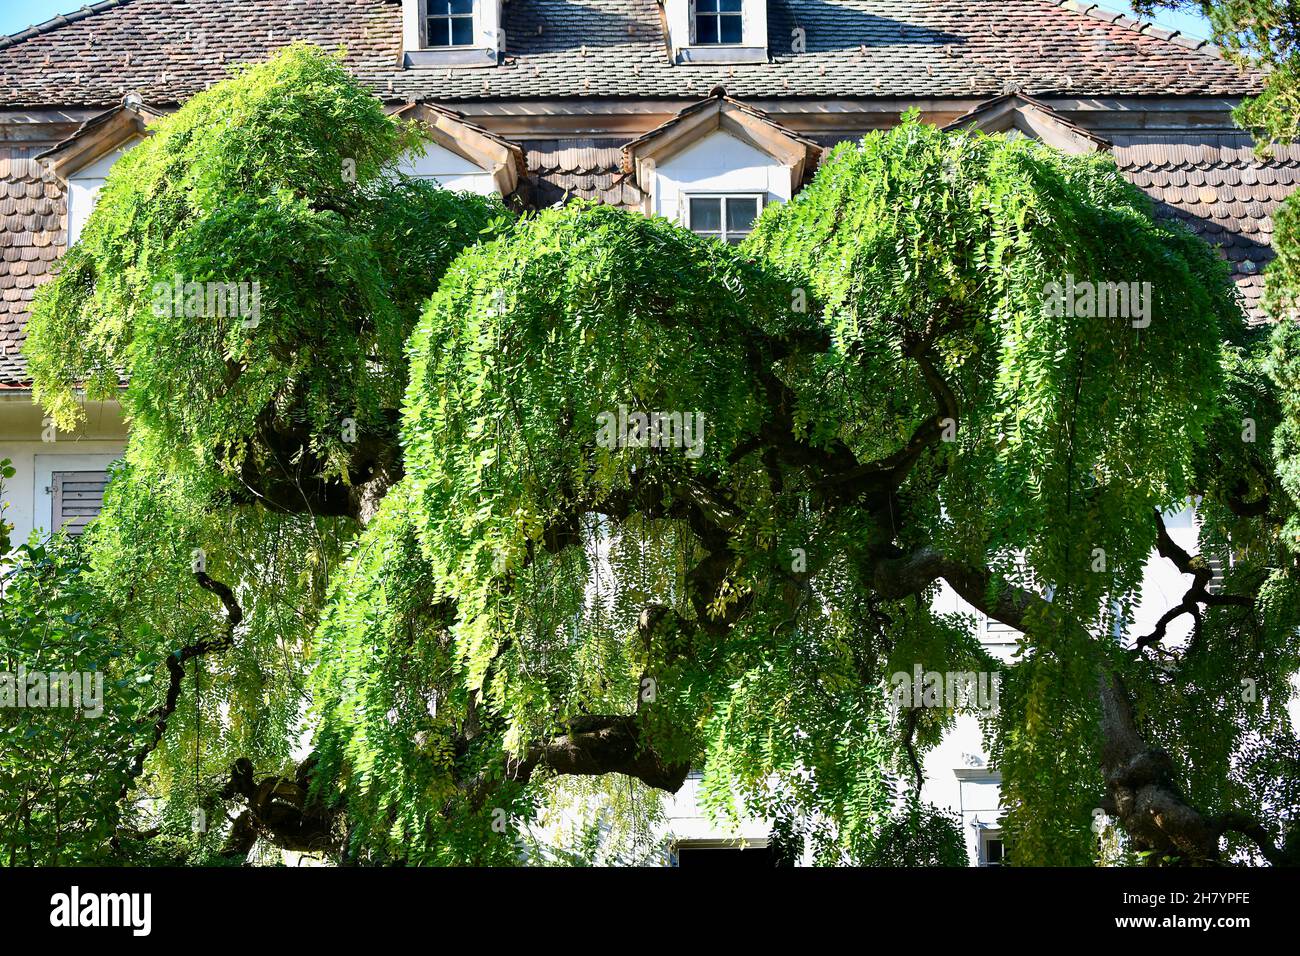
[663, 0, 767, 64]
[694, 0, 743, 45]
[402, 0, 500, 68]
[425, 0, 474, 48]
[622, 93, 821, 228]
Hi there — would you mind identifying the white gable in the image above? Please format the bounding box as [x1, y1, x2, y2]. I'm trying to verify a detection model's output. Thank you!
[67, 138, 140, 245]
[396, 140, 497, 195]
[650, 128, 793, 223]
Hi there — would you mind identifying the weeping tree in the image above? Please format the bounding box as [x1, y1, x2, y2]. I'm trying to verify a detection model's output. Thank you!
[12, 45, 1300, 866]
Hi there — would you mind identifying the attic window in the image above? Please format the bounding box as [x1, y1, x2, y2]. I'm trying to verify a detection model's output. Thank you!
[425, 0, 474, 47]
[686, 194, 761, 244]
[694, 0, 743, 45]
[666, 0, 767, 65]
[403, 0, 498, 67]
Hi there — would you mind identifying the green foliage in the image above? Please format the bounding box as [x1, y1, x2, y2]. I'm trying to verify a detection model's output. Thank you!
[13, 53, 1292, 867]
[860, 798, 970, 867]
[1131, 3, 1300, 860]
[84, 463, 352, 861]
[749, 118, 1232, 603]
[746, 118, 1252, 863]
[0, 457, 13, 560]
[24, 44, 508, 495]
[0, 536, 153, 864]
[10, 47, 502, 865]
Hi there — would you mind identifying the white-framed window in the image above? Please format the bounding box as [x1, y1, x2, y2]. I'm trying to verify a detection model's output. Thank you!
[979, 828, 1005, 867]
[685, 193, 762, 244]
[424, 0, 475, 46]
[664, 0, 766, 63]
[693, 0, 743, 45]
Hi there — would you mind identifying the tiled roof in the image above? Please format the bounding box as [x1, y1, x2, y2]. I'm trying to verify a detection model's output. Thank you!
[0, 0, 1261, 107]
[1112, 134, 1295, 324]
[0, 158, 63, 387]
[526, 139, 643, 208]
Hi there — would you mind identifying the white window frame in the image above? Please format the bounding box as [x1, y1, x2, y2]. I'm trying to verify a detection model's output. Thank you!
[422, 0, 476, 48]
[689, 0, 745, 46]
[402, 0, 500, 68]
[669, 0, 766, 63]
[978, 828, 1005, 867]
[683, 192, 764, 244]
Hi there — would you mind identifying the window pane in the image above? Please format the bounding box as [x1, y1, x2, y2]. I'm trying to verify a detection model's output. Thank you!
[689, 197, 722, 232]
[696, 16, 718, 44]
[427, 0, 453, 15]
[726, 197, 759, 233]
[698, 0, 720, 11]
[449, 0, 473, 13]
[451, 16, 474, 45]
[427, 18, 450, 45]
[719, 13, 742, 43]
[719, 0, 742, 11]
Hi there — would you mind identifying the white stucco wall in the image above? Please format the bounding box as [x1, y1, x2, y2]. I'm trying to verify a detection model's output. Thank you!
[0, 395, 126, 548]
[396, 140, 497, 195]
[66, 139, 138, 246]
[663, 771, 773, 845]
[651, 128, 793, 226]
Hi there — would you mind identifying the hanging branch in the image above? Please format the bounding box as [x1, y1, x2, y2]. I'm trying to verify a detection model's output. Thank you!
[117, 571, 244, 808]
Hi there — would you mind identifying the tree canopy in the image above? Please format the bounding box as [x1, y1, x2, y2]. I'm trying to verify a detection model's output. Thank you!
[7, 45, 1300, 867]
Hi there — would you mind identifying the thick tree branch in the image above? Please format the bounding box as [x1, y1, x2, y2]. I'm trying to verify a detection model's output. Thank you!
[870, 544, 1281, 864]
[218, 755, 340, 859]
[1134, 511, 1250, 651]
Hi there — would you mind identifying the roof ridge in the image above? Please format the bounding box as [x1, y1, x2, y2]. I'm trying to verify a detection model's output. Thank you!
[0, 0, 135, 52]
[1053, 0, 1225, 57]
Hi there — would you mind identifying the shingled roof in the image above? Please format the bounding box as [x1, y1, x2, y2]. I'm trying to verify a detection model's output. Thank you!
[0, 158, 62, 388]
[0, 0, 1260, 107]
[526, 140, 644, 209]
[1113, 134, 1297, 324]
